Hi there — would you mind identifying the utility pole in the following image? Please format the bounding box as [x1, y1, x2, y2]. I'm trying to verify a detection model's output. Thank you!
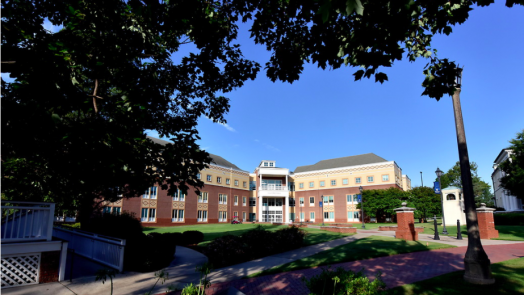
[420, 171, 424, 187]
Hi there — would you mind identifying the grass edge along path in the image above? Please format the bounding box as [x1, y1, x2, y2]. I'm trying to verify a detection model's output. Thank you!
[249, 235, 456, 278]
[387, 257, 524, 295]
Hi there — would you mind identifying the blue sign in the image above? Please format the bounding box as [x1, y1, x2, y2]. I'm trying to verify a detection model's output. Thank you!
[319, 201, 323, 207]
[434, 181, 441, 194]
[357, 194, 362, 202]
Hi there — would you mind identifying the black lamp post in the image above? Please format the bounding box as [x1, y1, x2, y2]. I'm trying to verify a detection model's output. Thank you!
[449, 68, 494, 284]
[359, 186, 365, 229]
[321, 195, 324, 226]
[435, 168, 448, 235]
[420, 171, 423, 187]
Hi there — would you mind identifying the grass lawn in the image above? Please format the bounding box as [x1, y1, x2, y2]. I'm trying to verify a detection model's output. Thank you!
[388, 257, 524, 295]
[249, 235, 455, 278]
[143, 223, 355, 247]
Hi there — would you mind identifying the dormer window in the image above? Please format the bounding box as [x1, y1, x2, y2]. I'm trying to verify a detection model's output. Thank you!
[264, 162, 268, 167]
[269, 162, 274, 167]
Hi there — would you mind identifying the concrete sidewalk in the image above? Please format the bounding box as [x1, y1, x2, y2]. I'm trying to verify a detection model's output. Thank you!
[4, 229, 523, 295]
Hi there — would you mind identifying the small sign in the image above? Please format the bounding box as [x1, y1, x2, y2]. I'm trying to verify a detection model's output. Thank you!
[434, 181, 441, 194]
[319, 201, 323, 207]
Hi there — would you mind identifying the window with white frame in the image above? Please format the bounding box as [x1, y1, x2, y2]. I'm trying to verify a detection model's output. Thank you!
[309, 182, 314, 188]
[233, 211, 238, 219]
[300, 212, 305, 222]
[197, 173, 201, 179]
[242, 196, 247, 206]
[113, 207, 121, 215]
[172, 189, 179, 201]
[179, 190, 185, 201]
[249, 197, 256, 206]
[329, 196, 334, 204]
[172, 209, 184, 222]
[143, 186, 158, 199]
[331, 180, 336, 186]
[203, 192, 208, 203]
[103, 206, 112, 214]
[299, 197, 304, 206]
[323, 211, 335, 221]
[207, 175, 212, 182]
[324, 195, 334, 204]
[320, 181, 325, 187]
[148, 208, 156, 222]
[226, 178, 231, 185]
[382, 175, 389, 181]
[289, 197, 295, 207]
[355, 177, 361, 184]
[219, 211, 227, 222]
[299, 183, 304, 189]
[310, 212, 315, 221]
[367, 176, 374, 182]
[243, 181, 247, 188]
[197, 210, 208, 222]
[243, 212, 246, 221]
[264, 162, 268, 167]
[269, 162, 274, 167]
[310, 197, 315, 206]
[217, 177, 222, 183]
[235, 180, 239, 186]
[343, 178, 349, 185]
[219, 194, 227, 204]
[141, 208, 148, 221]
[234, 195, 238, 205]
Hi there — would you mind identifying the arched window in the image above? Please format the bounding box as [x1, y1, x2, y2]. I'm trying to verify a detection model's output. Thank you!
[446, 194, 456, 201]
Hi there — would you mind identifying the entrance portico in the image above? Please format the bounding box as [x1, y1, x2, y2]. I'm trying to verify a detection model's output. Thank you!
[256, 160, 291, 223]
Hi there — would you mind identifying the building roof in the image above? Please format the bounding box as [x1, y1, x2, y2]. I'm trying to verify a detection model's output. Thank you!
[443, 186, 462, 191]
[147, 136, 244, 171]
[294, 153, 388, 173]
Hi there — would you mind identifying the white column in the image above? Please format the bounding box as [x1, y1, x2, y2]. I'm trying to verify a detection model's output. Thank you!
[285, 194, 289, 223]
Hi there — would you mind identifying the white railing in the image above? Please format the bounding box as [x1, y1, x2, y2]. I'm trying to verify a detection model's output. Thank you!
[53, 227, 126, 272]
[1, 201, 55, 243]
[260, 184, 287, 191]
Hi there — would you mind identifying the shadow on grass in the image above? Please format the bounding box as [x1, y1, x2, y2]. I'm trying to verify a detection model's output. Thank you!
[388, 257, 524, 295]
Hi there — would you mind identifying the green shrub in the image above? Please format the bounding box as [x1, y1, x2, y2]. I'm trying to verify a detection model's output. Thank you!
[303, 267, 386, 295]
[61, 222, 81, 229]
[182, 230, 204, 245]
[494, 212, 524, 226]
[181, 283, 200, 295]
[204, 235, 247, 268]
[275, 226, 305, 252]
[241, 225, 278, 258]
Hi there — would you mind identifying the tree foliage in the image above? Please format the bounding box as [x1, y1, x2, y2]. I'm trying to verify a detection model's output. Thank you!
[407, 186, 441, 222]
[358, 187, 407, 220]
[500, 130, 524, 201]
[1, 0, 259, 216]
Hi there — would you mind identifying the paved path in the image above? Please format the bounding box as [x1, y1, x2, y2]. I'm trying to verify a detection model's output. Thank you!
[4, 229, 523, 295]
[204, 243, 524, 295]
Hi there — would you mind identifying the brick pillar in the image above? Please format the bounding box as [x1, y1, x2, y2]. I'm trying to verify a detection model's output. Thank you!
[476, 203, 499, 239]
[394, 202, 418, 241]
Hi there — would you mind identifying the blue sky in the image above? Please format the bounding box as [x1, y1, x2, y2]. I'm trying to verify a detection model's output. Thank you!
[163, 2, 523, 189]
[5, 3, 522, 190]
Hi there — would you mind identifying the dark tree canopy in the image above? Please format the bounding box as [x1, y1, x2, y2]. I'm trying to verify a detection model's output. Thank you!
[358, 187, 407, 220]
[1, 0, 259, 215]
[407, 186, 442, 221]
[500, 130, 524, 201]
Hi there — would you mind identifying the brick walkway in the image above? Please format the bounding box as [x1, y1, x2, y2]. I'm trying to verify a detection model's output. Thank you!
[204, 243, 524, 295]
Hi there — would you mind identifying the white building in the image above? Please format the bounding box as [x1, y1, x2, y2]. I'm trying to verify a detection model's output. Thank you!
[492, 149, 523, 211]
[441, 186, 466, 226]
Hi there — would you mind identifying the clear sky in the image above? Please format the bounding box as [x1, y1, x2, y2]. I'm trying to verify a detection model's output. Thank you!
[6, 3, 522, 190]
[156, 2, 523, 189]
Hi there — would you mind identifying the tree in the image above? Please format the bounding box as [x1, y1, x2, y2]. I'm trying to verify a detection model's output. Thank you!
[407, 186, 441, 222]
[500, 130, 524, 201]
[1, 0, 259, 220]
[358, 188, 407, 222]
[435, 161, 493, 206]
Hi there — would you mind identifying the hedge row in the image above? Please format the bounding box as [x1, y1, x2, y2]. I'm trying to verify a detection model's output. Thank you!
[494, 212, 524, 226]
[204, 225, 305, 268]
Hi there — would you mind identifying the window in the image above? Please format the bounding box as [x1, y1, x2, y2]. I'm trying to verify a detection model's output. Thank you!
[355, 177, 361, 184]
[249, 213, 256, 221]
[198, 192, 208, 203]
[172, 189, 179, 201]
[172, 209, 184, 222]
[141, 208, 148, 222]
[234, 195, 238, 205]
[309, 197, 315, 206]
[367, 176, 374, 183]
[243, 212, 246, 221]
[143, 186, 157, 199]
[250, 181, 257, 190]
[113, 207, 121, 215]
[242, 196, 247, 206]
[219, 211, 227, 222]
[323, 212, 334, 221]
[173, 189, 185, 201]
[342, 179, 349, 185]
[382, 175, 389, 181]
[329, 196, 334, 204]
[235, 180, 239, 186]
[347, 194, 352, 203]
[289, 197, 296, 207]
[300, 212, 305, 222]
[197, 173, 201, 179]
[207, 175, 212, 182]
[348, 211, 359, 221]
[219, 194, 227, 204]
[179, 190, 185, 202]
[217, 177, 222, 183]
[249, 197, 256, 206]
[103, 206, 111, 214]
[243, 181, 247, 188]
[309, 182, 314, 188]
[447, 194, 456, 200]
[233, 211, 238, 219]
[320, 181, 325, 187]
[310, 212, 315, 221]
[331, 180, 336, 186]
[264, 162, 268, 167]
[324, 195, 334, 204]
[299, 183, 304, 189]
[270, 162, 274, 167]
[198, 210, 208, 222]
[148, 208, 156, 222]
[299, 197, 304, 206]
[226, 178, 231, 185]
